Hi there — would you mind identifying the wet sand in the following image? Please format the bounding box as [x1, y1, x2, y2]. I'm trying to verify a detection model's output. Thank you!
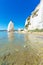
[0, 45, 43, 65]
[0, 45, 41, 65]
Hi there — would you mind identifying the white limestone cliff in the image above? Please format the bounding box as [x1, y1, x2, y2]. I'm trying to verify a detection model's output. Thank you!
[7, 21, 14, 32]
[25, 0, 43, 30]
[25, 16, 30, 30]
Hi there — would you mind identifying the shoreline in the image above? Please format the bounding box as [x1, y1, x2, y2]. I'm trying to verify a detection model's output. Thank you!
[0, 30, 43, 35]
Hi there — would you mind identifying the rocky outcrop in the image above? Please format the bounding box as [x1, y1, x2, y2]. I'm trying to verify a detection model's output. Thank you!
[25, 0, 43, 30]
[25, 16, 30, 30]
[7, 21, 14, 32]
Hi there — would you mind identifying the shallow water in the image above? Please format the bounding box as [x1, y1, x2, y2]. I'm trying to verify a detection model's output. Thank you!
[0, 31, 43, 65]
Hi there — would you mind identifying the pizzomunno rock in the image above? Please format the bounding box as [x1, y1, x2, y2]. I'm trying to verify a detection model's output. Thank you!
[7, 20, 14, 32]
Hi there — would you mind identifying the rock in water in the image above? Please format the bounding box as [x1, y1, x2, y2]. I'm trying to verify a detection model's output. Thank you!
[7, 21, 14, 32]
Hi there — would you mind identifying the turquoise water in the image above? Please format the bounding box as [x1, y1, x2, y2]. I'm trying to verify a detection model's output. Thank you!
[0, 32, 43, 65]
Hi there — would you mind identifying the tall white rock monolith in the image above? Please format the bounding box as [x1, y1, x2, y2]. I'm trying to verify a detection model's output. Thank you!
[7, 20, 14, 32]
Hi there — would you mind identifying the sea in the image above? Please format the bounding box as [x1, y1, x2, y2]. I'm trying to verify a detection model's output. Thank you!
[0, 31, 43, 65]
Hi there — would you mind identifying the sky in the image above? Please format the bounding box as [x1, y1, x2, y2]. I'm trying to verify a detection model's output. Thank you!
[0, 0, 40, 30]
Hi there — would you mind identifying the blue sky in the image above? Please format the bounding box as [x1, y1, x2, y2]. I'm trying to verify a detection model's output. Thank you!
[0, 0, 40, 30]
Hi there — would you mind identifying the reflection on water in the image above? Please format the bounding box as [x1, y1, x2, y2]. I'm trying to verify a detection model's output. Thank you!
[0, 32, 43, 65]
[8, 32, 14, 41]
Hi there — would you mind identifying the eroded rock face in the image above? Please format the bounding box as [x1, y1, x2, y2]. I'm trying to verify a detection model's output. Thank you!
[7, 21, 14, 32]
[25, 16, 30, 30]
[25, 0, 43, 30]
